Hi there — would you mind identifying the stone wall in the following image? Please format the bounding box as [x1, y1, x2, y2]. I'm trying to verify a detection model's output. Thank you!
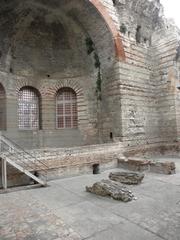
[0, 0, 180, 154]
[102, 0, 180, 150]
[104, 0, 165, 147]
[0, 142, 123, 187]
[0, 0, 121, 148]
[151, 23, 180, 145]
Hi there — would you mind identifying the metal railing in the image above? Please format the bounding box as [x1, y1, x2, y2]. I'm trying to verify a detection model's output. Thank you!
[0, 134, 49, 182]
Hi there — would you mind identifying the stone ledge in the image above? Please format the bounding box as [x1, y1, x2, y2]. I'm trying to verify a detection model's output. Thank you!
[118, 157, 176, 175]
[118, 158, 150, 172]
[150, 161, 176, 174]
[109, 171, 145, 184]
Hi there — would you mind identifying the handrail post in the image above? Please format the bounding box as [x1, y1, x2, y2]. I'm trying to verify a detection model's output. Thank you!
[0, 134, 48, 186]
[2, 158, 7, 189]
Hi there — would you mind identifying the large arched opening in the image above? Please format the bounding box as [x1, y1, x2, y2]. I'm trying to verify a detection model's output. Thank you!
[0, 0, 125, 147]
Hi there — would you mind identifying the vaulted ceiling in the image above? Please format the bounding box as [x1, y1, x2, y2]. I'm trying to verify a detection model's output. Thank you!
[0, 0, 116, 76]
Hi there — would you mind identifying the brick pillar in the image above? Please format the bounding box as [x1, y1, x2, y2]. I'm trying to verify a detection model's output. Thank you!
[6, 96, 17, 130]
[41, 96, 55, 130]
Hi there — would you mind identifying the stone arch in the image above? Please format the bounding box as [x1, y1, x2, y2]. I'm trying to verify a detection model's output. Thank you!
[89, 0, 125, 60]
[0, 0, 126, 77]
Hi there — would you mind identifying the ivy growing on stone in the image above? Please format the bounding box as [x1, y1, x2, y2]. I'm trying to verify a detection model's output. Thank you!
[94, 52, 101, 68]
[85, 37, 95, 55]
[96, 70, 102, 100]
[97, 69, 102, 91]
[85, 37, 102, 100]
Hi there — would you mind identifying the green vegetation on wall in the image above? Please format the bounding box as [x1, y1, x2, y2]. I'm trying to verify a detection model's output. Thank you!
[85, 37, 95, 55]
[85, 37, 102, 100]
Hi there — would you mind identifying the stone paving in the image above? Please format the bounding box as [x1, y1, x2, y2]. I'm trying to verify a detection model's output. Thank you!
[0, 161, 180, 240]
[0, 191, 81, 240]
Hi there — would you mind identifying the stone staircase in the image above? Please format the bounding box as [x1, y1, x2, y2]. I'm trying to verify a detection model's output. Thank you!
[0, 135, 48, 189]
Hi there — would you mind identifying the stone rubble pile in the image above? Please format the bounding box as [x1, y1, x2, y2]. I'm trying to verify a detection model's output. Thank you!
[86, 179, 135, 202]
[109, 171, 144, 185]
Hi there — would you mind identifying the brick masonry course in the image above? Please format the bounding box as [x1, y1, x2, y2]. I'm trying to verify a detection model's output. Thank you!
[0, 0, 180, 185]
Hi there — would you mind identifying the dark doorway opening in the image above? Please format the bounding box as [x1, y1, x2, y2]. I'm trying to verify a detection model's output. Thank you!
[93, 164, 100, 174]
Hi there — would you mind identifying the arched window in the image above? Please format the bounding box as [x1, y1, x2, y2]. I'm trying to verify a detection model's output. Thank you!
[56, 87, 78, 129]
[18, 87, 40, 130]
[0, 83, 6, 130]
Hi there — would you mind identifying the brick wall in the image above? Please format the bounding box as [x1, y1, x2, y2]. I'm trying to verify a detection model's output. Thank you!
[0, 142, 124, 187]
[0, 0, 180, 154]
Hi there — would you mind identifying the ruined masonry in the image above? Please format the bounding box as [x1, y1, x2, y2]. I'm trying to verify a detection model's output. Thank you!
[0, 0, 180, 188]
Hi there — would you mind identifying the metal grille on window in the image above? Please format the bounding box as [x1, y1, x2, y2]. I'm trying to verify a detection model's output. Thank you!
[18, 87, 39, 130]
[56, 88, 78, 129]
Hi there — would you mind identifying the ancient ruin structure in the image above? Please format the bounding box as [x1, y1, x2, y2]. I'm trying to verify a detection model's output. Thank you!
[0, 0, 180, 188]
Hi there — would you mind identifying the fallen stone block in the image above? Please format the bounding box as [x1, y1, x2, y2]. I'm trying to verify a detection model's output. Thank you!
[86, 179, 135, 202]
[150, 161, 175, 174]
[109, 171, 144, 185]
[118, 158, 150, 172]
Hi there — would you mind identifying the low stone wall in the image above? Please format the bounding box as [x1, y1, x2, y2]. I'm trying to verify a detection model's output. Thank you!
[149, 161, 176, 175]
[0, 143, 123, 188]
[32, 143, 123, 180]
[118, 157, 176, 175]
[0, 141, 179, 188]
[118, 158, 150, 172]
[123, 142, 180, 158]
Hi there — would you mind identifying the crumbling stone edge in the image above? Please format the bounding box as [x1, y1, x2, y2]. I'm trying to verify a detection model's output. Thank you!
[118, 157, 176, 175]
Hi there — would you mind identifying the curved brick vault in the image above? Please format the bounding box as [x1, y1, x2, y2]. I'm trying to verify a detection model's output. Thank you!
[89, 0, 126, 61]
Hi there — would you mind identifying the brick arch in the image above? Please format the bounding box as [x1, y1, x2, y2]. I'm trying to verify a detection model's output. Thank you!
[53, 80, 84, 98]
[16, 79, 37, 93]
[16, 80, 44, 99]
[89, 0, 125, 60]
[47, 79, 89, 127]
[18, 85, 41, 97]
